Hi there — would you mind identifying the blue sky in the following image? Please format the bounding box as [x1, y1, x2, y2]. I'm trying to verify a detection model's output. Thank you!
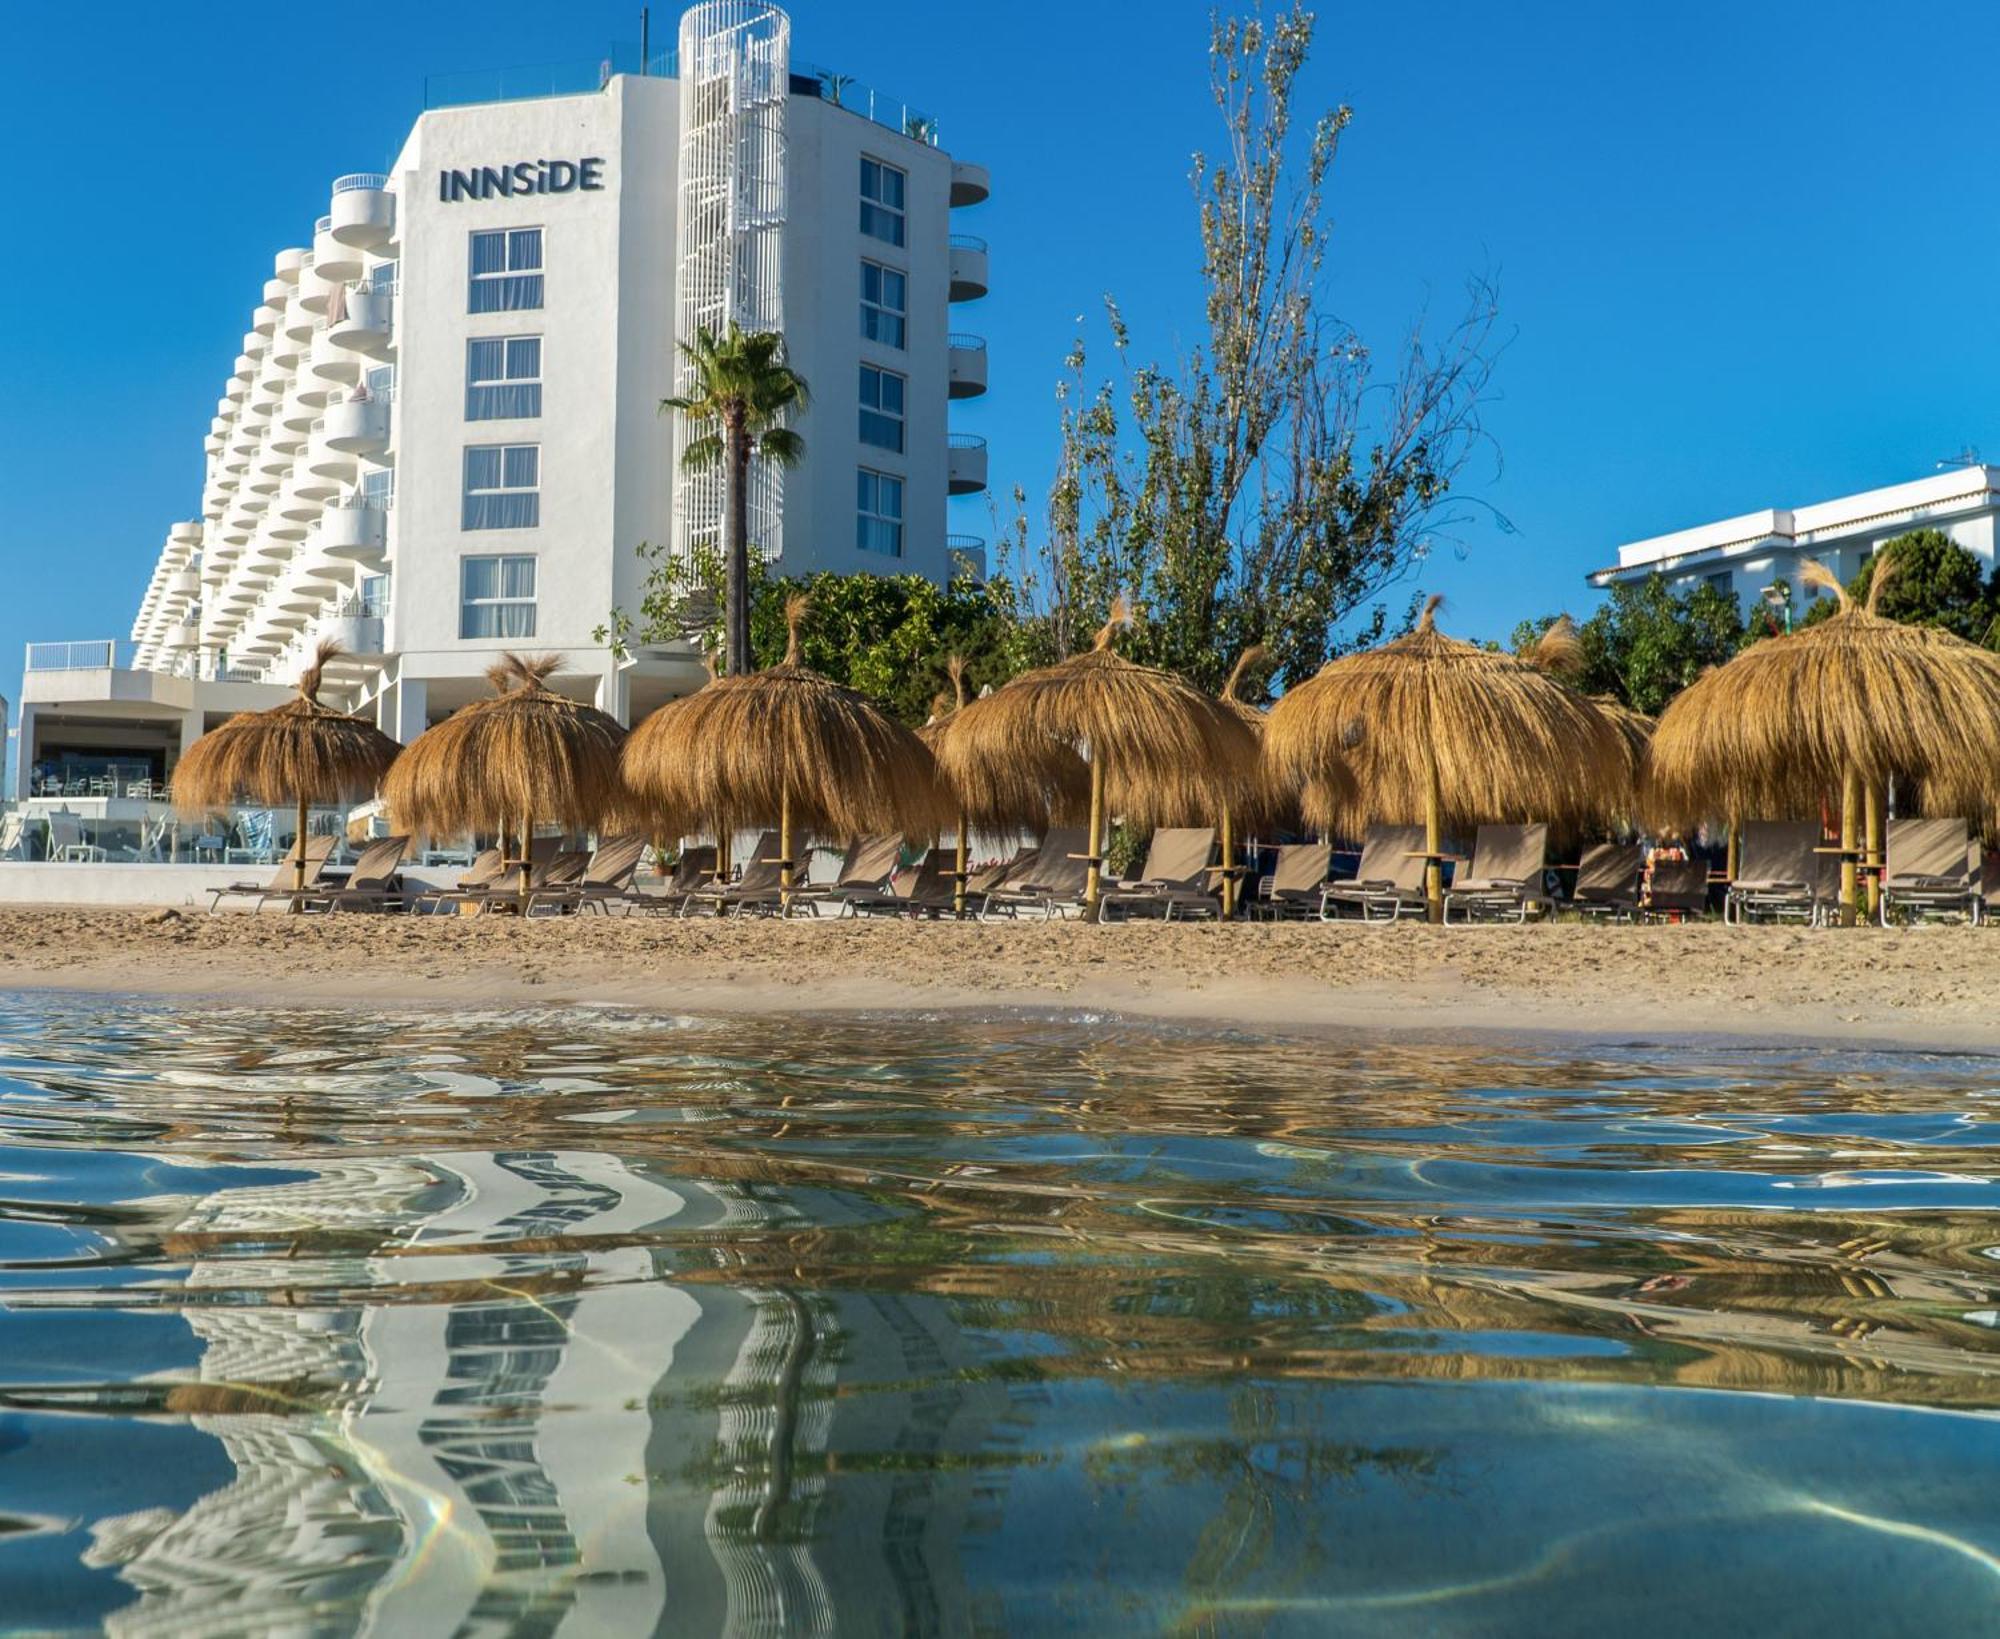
[5, 0, 1999, 736]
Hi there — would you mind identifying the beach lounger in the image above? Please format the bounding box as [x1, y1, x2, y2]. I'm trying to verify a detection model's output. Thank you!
[1879, 817, 1982, 926]
[683, 832, 785, 916]
[1725, 822, 1822, 925]
[421, 838, 561, 915]
[205, 834, 338, 914]
[409, 846, 507, 913]
[625, 845, 718, 914]
[981, 827, 1092, 919]
[843, 847, 955, 918]
[525, 833, 650, 916]
[1638, 858, 1710, 922]
[1320, 824, 1430, 921]
[794, 833, 905, 916]
[1571, 842, 1644, 920]
[1253, 842, 1335, 920]
[301, 836, 411, 914]
[1100, 828, 1222, 922]
[1444, 825, 1552, 924]
[957, 847, 1035, 917]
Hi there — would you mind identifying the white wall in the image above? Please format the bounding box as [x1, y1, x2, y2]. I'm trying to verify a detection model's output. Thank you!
[0, 863, 458, 909]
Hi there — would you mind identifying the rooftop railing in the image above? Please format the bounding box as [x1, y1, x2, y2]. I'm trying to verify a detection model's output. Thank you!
[949, 233, 988, 252]
[948, 432, 988, 451]
[332, 173, 389, 193]
[26, 640, 122, 672]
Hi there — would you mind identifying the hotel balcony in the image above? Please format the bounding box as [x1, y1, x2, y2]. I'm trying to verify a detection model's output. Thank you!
[307, 326, 361, 386]
[328, 284, 394, 355]
[292, 461, 341, 502]
[948, 334, 988, 400]
[311, 601, 387, 659]
[231, 352, 257, 383]
[251, 303, 282, 336]
[312, 215, 361, 283]
[306, 431, 358, 485]
[319, 495, 389, 561]
[323, 392, 390, 456]
[274, 246, 307, 283]
[204, 432, 225, 457]
[281, 393, 321, 433]
[946, 534, 987, 581]
[222, 377, 247, 405]
[329, 174, 395, 250]
[948, 235, 989, 302]
[283, 294, 319, 342]
[950, 160, 991, 207]
[167, 567, 201, 599]
[947, 433, 989, 495]
[262, 275, 289, 307]
[243, 326, 270, 360]
[166, 618, 200, 649]
[169, 520, 202, 550]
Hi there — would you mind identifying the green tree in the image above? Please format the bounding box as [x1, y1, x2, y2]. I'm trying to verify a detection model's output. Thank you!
[1799, 529, 1998, 642]
[1513, 573, 1744, 715]
[661, 323, 809, 676]
[1002, 6, 1501, 691]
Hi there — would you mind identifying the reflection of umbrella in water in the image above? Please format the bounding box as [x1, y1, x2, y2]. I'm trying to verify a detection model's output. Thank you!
[933, 598, 1257, 919]
[620, 596, 948, 912]
[1645, 553, 2000, 923]
[921, 656, 1090, 916]
[1266, 597, 1629, 923]
[383, 654, 628, 866]
[173, 640, 401, 903]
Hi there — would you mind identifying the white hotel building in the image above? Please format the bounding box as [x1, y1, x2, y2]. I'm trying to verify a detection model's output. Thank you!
[13, 2, 991, 807]
[1588, 465, 2000, 615]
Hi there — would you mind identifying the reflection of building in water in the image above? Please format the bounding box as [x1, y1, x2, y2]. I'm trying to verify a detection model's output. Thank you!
[84, 1149, 1027, 1634]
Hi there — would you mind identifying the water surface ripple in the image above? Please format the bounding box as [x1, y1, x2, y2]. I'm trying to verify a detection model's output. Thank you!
[2, 994, 1999, 1634]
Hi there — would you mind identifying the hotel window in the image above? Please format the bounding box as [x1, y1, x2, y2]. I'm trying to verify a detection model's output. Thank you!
[460, 554, 537, 639]
[860, 157, 906, 246]
[859, 365, 905, 454]
[468, 228, 543, 313]
[857, 468, 904, 557]
[466, 337, 543, 419]
[360, 468, 394, 506]
[364, 363, 395, 400]
[861, 261, 906, 350]
[462, 444, 540, 530]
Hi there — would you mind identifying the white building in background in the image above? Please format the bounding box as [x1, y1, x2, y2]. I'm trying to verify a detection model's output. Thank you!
[1587, 465, 2000, 617]
[13, 1, 991, 800]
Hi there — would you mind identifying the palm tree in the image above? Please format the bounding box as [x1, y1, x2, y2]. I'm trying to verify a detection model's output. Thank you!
[663, 323, 810, 675]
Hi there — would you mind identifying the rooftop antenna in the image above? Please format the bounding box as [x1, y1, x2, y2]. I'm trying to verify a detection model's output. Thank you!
[1935, 444, 1981, 470]
[640, 8, 650, 72]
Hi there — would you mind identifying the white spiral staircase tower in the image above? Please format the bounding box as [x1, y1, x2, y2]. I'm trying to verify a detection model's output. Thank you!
[672, 1, 790, 569]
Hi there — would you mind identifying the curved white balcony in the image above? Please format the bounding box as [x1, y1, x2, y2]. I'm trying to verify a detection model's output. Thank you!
[319, 496, 389, 561]
[250, 375, 286, 414]
[204, 432, 225, 457]
[278, 578, 329, 616]
[256, 438, 291, 475]
[274, 246, 308, 284]
[329, 174, 394, 249]
[948, 235, 989, 302]
[948, 334, 988, 400]
[266, 330, 304, 370]
[308, 326, 361, 386]
[947, 433, 989, 495]
[167, 619, 201, 649]
[950, 160, 991, 207]
[231, 352, 257, 382]
[222, 377, 248, 404]
[314, 608, 386, 658]
[168, 568, 202, 600]
[251, 303, 282, 336]
[283, 295, 319, 342]
[267, 420, 307, 455]
[242, 327, 270, 359]
[246, 469, 283, 498]
[220, 450, 251, 478]
[169, 520, 202, 550]
[323, 392, 390, 455]
[209, 414, 232, 439]
[328, 284, 394, 354]
[312, 215, 361, 283]
[292, 463, 341, 502]
[262, 276, 289, 307]
[946, 534, 988, 580]
[281, 394, 321, 432]
[306, 430, 358, 485]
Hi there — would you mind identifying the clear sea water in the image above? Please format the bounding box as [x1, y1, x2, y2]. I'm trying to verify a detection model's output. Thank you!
[2, 993, 1999, 1636]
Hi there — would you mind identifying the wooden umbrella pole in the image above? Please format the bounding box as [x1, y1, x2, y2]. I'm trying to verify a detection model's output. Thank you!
[293, 793, 309, 912]
[1864, 782, 1883, 920]
[1220, 806, 1236, 920]
[1424, 754, 1444, 926]
[1085, 753, 1106, 921]
[1839, 767, 1860, 927]
[954, 812, 969, 920]
[779, 788, 794, 915]
[1726, 818, 1740, 885]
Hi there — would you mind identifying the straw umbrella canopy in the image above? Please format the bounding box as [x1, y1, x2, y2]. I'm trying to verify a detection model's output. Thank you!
[1265, 597, 1629, 922]
[922, 656, 1090, 915]
[382, 654, 628, 863]
[620, 596, 949, 909]
[1644, 554, 2000, 922]
[935, 598, 1257, 918]
[173, 640, 401, 899]
[1217, 646, 1359, 916]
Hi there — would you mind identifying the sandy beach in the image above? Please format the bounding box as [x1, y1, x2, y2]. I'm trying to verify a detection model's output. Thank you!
[3, 905, 1996, 1049]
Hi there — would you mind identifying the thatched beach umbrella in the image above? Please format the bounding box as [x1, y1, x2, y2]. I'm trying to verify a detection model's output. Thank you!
[1218, 646, 1358, 916]
[382, 654, 628, 864]
[621, 596, 948, 910]
[922, 657, 1089, 916]
[174, 640, 400, 900]
[1644, 554, 2000, 924]
[936, 598, 1257, 919]
[1265, 597, 1629, 923]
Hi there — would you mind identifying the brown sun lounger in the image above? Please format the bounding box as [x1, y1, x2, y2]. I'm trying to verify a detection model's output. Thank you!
[1443, 824, 1551, 924]
[1725, 822, 1823, 924]
[1100, 828, 1223, 922]
[1255, 842, 1334, 920]
[525, 833, 650, 916]
[1638, 858, 1711, 921]
[206, 833, 338, 914]
[1320, 824, 1430, 921]
[1879, 817, 1982, 925]
[623, 844, 718, 914]
[794, 833, 905, 916]
[981, 827, 1092, 919]
[409, 846, 507, 913]
[843, 847, 955, 918]
[683, 832, 787, 916]
[302, 836, 411, 914]
[1571, 841, 1643, 920]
